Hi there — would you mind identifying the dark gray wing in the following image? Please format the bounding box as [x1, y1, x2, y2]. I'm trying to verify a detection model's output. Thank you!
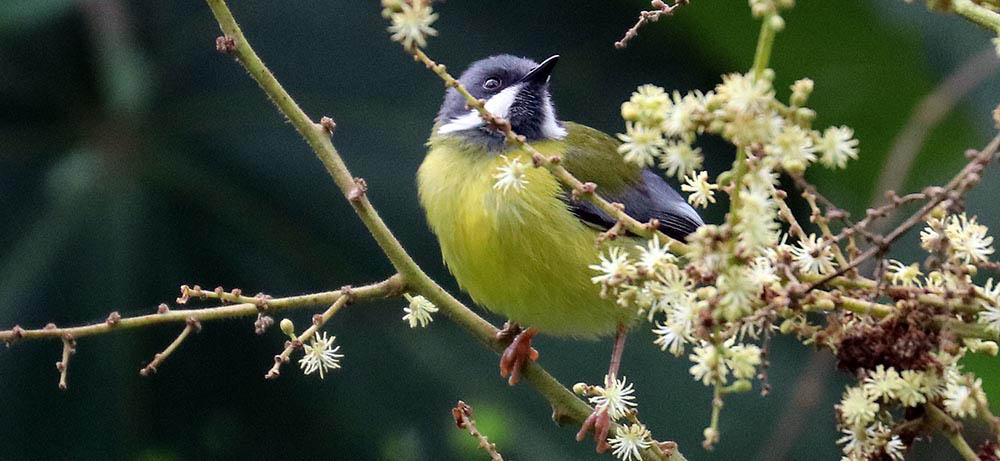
[565, 169, 704, 241]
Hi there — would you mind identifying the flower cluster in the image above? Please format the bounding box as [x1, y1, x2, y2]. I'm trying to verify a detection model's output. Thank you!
[588, 37, 1000, 456]
[835, 361, 987, 460]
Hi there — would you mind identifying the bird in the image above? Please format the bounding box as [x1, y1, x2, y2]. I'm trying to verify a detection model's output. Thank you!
[417, 54, 703, 449]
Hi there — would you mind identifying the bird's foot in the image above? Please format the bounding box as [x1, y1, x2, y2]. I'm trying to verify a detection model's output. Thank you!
[575, 406, 612, 453]
[497, 323, 539, 386]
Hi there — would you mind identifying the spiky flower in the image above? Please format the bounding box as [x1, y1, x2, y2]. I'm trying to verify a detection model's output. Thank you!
[588, 374, 638, 419]
[944, 213, 994, 264]
[492, 154, 531, 194]
[387, 2, 438, 50]
[682, 171, 718, 208]
[863, 365, 904, 401]
[790, 233, 836, 275]
[816, 126, 859, 169]
[659, 139, 703, 179]
[689, 340, 728, 385]
[617, 122, 665, 167]
[887, 260, 922, 287]
[838, 385, 878, 427]
[609, 424, 652, 461]
[298, 332, 344, 379]
[402, 293, 438, 328]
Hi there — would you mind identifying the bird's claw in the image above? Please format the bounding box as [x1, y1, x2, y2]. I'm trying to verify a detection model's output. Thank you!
[498, 326, 539, 386]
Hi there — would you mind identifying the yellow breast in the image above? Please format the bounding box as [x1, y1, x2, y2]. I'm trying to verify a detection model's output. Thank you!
[417, 138, 632, 338]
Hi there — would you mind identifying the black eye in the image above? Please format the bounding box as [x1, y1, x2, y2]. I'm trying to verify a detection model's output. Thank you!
[483, 77, 501, 91]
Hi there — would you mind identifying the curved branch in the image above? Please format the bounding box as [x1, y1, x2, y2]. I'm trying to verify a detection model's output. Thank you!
[202, 2, 679, 459]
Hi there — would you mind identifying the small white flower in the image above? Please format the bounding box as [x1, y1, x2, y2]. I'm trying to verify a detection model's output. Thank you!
[492, 155, 531, 194]
[662, 90, 706, 137]
[608, 423, 651, 461]
[589, 374, 638, 419]
[887, 260, 922, 287]
[767, 124, 816, 173]
[635, 235, 675, 274]
[817, 126, 859, 169]
[659, 139, 703, 179]
[749, 255, 779, 288]
[944, 213, 994, 264]
[622, 84, 669, 126]
[589, 247, 637, 290]
[978, 278, 1000, 332]
[717, 266, 758, 321]
[681, 171, 718, 208]
[689, 340, 728, 385]
[401, 293, 438, 328]
[897, 370, 928, 407]
[716, 72, 773, 115]
[836, 427, 864, 457]
[653, 321, 688, 356]
[838, 385, 878, 427]
[885, 435, 906, 461]
[863, 365, 904, 401]
[790, 233, 836, 275]
[387, 2, 438, 50]
[298, 331, 344, 379]
[943, 378, 982, 419]
[617, 122, 664, 167]
[726, 343, 762, 379]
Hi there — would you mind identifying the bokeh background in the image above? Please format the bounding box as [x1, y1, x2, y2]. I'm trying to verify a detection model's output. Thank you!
[3, 1, 1000, 460]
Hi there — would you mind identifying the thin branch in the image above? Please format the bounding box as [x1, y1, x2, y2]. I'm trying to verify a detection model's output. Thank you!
[453, 401, 505, 461]
[201, 3, 676, 459]
[1, 277, 402, 343]
[265, 294, 349, 379]
[615, 0, 689, 49]
[871, 46, 998, 235]
[56, 335, 76, 390]
[806, 132, 1000, 292]
[951, 0, 1000, 33]
[926, 403, 982, 461]
[140, 317, 201, 377]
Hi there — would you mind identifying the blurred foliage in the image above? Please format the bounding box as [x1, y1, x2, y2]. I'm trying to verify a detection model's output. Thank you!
[1, 1, 998, 460]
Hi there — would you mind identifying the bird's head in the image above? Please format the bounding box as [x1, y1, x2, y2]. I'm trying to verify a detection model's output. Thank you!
[435, 54, 566, 148]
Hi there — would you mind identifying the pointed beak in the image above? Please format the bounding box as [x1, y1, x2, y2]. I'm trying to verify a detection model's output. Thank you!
[518, 55, 559, 85]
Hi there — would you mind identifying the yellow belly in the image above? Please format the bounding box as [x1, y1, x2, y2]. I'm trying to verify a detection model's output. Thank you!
[417, 139, 633, 338]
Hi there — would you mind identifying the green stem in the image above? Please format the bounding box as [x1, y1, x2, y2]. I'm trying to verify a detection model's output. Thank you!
[951, 0, 1000, 34]
[202, 2, 670, 459]
[926, 403, 981, 461]
[1, 278, 400, 341]
[751, 15, 778, 81]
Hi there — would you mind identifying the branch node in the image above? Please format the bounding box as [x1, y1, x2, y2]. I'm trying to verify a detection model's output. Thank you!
[157, 303, 170, 314]
[215, 35, 236, 53]
[106, 311, 122, 327]
[320, 116, 337, 134]
[348, 177, 368, 202]
[254, 314, 274, 335]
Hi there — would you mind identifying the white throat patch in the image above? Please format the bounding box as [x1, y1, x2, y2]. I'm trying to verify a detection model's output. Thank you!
[437, 84, 567, 139]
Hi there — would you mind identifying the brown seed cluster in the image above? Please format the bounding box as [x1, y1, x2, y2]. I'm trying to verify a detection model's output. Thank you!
[836, 306, 941, 374]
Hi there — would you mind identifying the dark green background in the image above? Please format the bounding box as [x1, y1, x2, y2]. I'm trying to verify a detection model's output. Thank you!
[2, 1, 999, 460]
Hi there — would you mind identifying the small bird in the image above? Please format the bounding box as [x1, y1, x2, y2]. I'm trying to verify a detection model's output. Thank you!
[418, 55, 703, 448]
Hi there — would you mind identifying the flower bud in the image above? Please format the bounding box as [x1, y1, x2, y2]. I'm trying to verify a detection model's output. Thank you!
[280, 318, 295, 337]
[790, 78, 813, 107]
[573, 382, 588, 395]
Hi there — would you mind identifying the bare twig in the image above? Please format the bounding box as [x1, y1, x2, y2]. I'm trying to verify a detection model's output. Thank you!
[871, 46, 998, 236]
[140, 317, 202, 377]
[56, 335, 76, 390]
[265, 293, 350, 379]
[615, 0, 689, 49]
[2, 277, 401, 343]
[453, 401, 505, 461]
